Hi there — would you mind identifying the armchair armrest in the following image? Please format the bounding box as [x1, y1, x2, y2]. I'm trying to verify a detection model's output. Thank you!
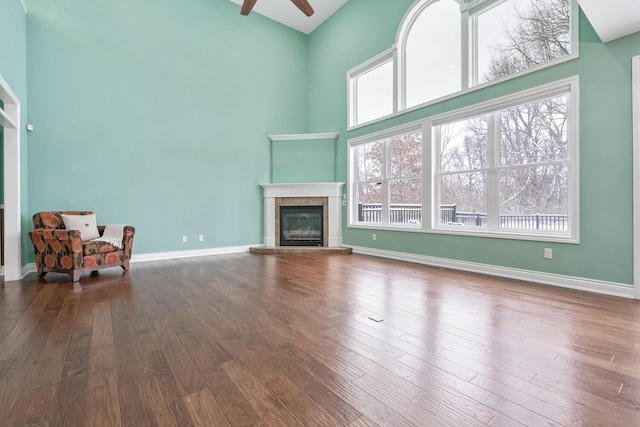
[95, 225, 135, 259]
[123, 226, 135, 260]
[29, 228, 84, 270]
[30, 229, 83, 252]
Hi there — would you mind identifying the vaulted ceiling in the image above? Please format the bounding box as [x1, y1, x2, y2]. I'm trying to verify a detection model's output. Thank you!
[577, 0, 640, 42]
[228, 0, 640, 43]
[227, 0, 349, 34]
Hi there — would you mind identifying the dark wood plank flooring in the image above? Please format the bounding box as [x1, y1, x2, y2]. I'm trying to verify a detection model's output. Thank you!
[1, 253, 640, 426]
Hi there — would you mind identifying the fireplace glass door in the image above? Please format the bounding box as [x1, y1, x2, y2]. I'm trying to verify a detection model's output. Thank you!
[280, 206, 323, 246]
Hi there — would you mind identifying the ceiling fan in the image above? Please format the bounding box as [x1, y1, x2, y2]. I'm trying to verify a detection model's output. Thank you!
[240, 0, 315, 17]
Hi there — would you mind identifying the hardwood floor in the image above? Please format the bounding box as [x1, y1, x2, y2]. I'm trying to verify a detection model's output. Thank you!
[1, 252, 640, 426]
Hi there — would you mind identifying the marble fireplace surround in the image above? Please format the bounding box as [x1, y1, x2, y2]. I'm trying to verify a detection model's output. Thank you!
[261, 183, 345, 248]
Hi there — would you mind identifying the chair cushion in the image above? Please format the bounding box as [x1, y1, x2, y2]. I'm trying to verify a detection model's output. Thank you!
[83, 240, 118, 256]
[61, 213, 101, 241]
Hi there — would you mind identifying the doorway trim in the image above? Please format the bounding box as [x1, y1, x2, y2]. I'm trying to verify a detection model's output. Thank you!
[0, 74, 22, 281]
[633, 56, 640, 299]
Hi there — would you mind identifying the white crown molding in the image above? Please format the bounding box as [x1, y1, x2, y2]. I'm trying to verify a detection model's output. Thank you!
[347, 245, 635, 299]
[268, 133, 338, 141]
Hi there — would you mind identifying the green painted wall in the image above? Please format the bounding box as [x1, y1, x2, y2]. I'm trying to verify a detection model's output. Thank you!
[26, 0, 309, 256]
[13, 0, 640, 286]
[0, 0, 29, 267]
[308, 0, 639, 285]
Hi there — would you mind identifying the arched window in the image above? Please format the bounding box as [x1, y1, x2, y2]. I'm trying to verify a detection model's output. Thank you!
[400, 0, 461, 109]
[347, 0, 575, 128]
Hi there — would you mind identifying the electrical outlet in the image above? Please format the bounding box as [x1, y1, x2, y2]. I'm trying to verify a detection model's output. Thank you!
[199, 235, 204, 242]
[544, 248, 552, 259]
[182, 235, 187, 243]
[372, 233, 377, 241]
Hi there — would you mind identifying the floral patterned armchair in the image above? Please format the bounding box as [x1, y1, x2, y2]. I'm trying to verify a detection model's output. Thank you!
[29, 211, 135, 282]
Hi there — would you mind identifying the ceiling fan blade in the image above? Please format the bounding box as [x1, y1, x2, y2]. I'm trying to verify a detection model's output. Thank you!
[290, 0, 314, 17]
[240, 0, 258, 15]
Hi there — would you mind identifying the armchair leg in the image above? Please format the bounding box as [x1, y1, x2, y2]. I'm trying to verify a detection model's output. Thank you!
[72, 271, 82, 282]
[122, 260, 130, 271]
[37, 267, 46, 278]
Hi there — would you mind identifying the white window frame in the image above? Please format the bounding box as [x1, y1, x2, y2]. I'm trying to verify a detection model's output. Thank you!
[347, 0, 579, 130]
[348, 123, 423, 228]
[348, 76, 580, 244]
[347, 48, 397, 128]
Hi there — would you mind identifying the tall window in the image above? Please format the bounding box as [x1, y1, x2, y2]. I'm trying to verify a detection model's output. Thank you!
[352, 129, 423, 226]
[436, 93, 571, 233]
[349, 77, 578, 242]
[348, 0, 575, 128]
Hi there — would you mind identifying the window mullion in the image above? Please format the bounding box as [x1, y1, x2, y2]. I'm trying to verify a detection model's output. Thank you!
[393, 48, 400, 114]
[461, 8, 472, 90]
[382, 139, 391, 224]
[423, 122, 433, 229]
[486, 111, 500, 229]
[352, 78, 359, 126]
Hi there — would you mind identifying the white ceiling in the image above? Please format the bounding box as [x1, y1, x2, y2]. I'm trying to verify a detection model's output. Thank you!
[577, 0, 640, 43]
[228, 0, 348, 35]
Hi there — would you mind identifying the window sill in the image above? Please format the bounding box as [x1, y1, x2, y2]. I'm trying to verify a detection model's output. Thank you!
[347, 223, 579, 244]
[348, 52, 579, 132]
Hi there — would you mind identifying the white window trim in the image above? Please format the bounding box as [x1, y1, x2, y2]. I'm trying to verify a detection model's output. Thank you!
[347, 48, 397, 128]
[347, 0, 579, 130]
[348, 122, 423, 227]
[348, 76, 580, 244]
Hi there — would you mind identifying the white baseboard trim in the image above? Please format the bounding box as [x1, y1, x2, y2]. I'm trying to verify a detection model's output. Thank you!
[347, 245, 635, 299]
[16, 245, 256, 279]
[130, 245, 256, 263]
[17, 244, 633, 299]
[22, 263, 37, 278]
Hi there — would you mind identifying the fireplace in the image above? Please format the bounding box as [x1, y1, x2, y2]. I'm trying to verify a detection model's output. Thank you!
[280, 206, 323, 246]
[260, 183, 345, 248]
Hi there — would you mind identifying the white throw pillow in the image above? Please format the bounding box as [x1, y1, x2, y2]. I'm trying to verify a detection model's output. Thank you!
[61, 213, 101, 241]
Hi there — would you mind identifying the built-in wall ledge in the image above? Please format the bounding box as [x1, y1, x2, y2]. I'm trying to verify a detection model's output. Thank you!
[267, 133, 339, 142]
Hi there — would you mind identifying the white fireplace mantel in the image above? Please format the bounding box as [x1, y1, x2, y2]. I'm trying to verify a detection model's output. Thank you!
[261, 182, 345, 247]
